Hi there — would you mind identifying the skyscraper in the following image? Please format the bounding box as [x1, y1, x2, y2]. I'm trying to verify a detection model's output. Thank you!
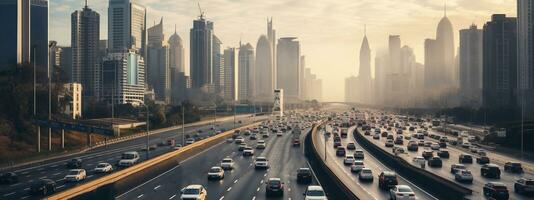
[459, 24, 483, 107]
[517, 0, 534, 116]
[212, 35, 223, 93]
[0, 0, 48, 68]
[482, 14, 517, 108]
[223, 47, 237, 101]
[388, 35, 401, 74]
[238, 43, 255, 102]
[267, 18, 276, 87]
[101, 50, 146, 106]
[108, 0, 146, 58]
[168, 27, 184, 73]
[277, 37, 300, 102]
[357, 33, 371, 104]
[71, 1, 100, 99]
[147, 18, 170, 103]
[255, 35, 273, 102]
[190, 15, 213, 89]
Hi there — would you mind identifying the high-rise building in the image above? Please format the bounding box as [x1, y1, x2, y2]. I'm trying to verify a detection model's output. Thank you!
[518, 0, 534, 117]
[482, 14, 517, 108]
[147, 18, 170, 103]
[277, 37, 300, 102]
[459, 24, 483, 107]
[426, 7, 455, 92]
[171, 69, 189, 105]
[0, 0, 48, 69]
[59, 46, 73, 82]
[190, 15, 213, 89]
[356, 33, 372, 104]
[238, 43, 255, 102]
[108, 0, 146, 58]
[255, 35, 274, 102]
[168, 27, 184, 73]
[212, 35, 223, 93]
[223, 47, 237, 101]
[101, 50, 146, 106]
[389, 35, 401, 74]
[72, 1, 100, 99]
[267, 18, 276, 87]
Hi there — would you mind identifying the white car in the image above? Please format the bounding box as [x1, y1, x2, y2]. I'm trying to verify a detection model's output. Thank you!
[351, 161, 365, 172]
[430, 143, 440, 150]
[185, 138, 195, 145]
[412, 156, 426, 166]
[254, 157, 269, 169]
[389, 185, 416, 200]
[226, 138, 234, 143]
[304, 185, 328, 200]
[276, 131, 283, 136]
[94, 162, 113, 173]
[256, 140, 266, 149]
[220, 158, 234, 170]
[454, 169, 473, 183]
[469, 146, 478, 153]
[243, 147, 255, 156]
[118, 151, 140, 167]
[180, 185, 207, 200]
[358, 168, 373, 181]
[344, 155, 355, 165]
[235, 137, 245, 144]
[207, 166, 224, 180]
[65, 169, 87, 182]
[450, 164, 466, 174]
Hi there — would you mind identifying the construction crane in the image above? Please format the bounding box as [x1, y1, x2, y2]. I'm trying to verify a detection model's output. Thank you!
[197, 2, 205, 19]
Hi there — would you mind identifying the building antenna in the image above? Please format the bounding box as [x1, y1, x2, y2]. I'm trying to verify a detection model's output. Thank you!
[444, 0, 447, 17]
[364, 24, 367, 36]
[197, 2, 205, 19]
[174, 24, 177, 34]
[85, 0, 88, 8]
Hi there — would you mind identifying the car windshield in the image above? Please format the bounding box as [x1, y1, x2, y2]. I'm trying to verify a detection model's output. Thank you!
[362, 169, 372, 173]
[97, 164, 108, 168]
[462, 171, 472, 175]
[222, 159, 232, 163]
[525, 180, 534, 185]
[209, 168, 221, 173]
[398, 187, 413, 193]
[68, 170, 80, 175]
[256, 158, 267, 162]
[269, 180, 281, 186]
[183, 188, 200, 194]
[298, 169, 310, 174]
[306, 190, 325, 196]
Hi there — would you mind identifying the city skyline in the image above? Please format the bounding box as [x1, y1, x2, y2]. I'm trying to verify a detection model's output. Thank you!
[49, 0, 516, 101]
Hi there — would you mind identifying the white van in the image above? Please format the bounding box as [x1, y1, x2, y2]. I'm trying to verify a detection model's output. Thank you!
[118, 151, 140, 167]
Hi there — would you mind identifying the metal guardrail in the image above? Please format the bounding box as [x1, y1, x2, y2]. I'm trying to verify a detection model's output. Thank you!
[45, 122, 262, 200]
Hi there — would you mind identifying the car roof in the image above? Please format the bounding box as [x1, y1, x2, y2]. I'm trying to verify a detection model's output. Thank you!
[488, 182, 506, 186]
[397, 185, 412, 190]
[268, 178, 281, 181]
[307, 185, 324, 191]
[256, 156, 267, 159]
[185, 184, 203, 189]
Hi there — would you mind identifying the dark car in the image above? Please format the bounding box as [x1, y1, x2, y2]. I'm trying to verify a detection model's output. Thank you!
[407, 142, 418, 151]
[347, 143, 356, 150]
[296, 168, 312, 184]
[0, 172, 18, 184]
[336, 146, 346, 157]
[437, 150, 450, 158]
[459, 154, 473, 164]
[387, 135, 394, 140]
[514, 178, 534, 195]
[378, 171, 398, 189]
[30, 179, 56, 195]
[67, 158, 82, 168]
[476, 156, 490, 164]
[333, 141, 341, 148]
[422, 150, 434, 160]
[439, 142, 447, 148]
[428, 157, 443, 167]
[483, 182, 509, 200]
[266, 178, 284, 196]
[381, 132, 388, 137]
[394, 138, 403, 145]
[504, 162, 524, 173]
[481, 164, 501, 179]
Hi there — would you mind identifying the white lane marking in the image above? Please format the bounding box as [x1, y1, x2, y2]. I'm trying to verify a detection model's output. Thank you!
[53, 172, 61, 176]
[51, 164, 58, 167]
[154, 185, 161, 190]
[234, 179, 238, 183]
[24, 187, 30, 191]
[39, 176, 47, 179]
[9, 183, 20, 187]
[27, 180, 33, 183]
[252, 196, 256, 200]
[219, 196, 225, 200]
[57, 185, 65, 189]
[137, 194, 144, 198]
[56, 178, 65, 182]
[21, 171, 29, 175]
[227, 187, 232, 191]
[25, 175, 30, 178]
[21, 195, 30, 199]
[256, 187, 260, 191]
[3, 192, 15, 196]
[260, 180, 264, 183]
[169, 194, 176, 199]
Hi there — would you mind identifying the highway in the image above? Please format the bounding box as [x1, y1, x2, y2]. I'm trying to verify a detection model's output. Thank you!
[314, 125, 437, 200]
[116, 125, 320, 200]
[0, 115, 262, 200]
[361, 113, 533, 200]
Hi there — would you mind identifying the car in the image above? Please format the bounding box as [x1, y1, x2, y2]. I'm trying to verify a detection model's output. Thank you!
[226, 137, 234, 143]
[344, 155, 355, 165]
[483, 182, 509, 200]
[185, 138, 195, 145]
[0, 172, 18, 184]
[180, 185, 207, 200]
[407, 142, 418, 151]
[303, 185, 327, 200]
[385, 139, 395, 147]
[477, 149, 487, 156]
[297, 168, 313, 184]
[382, 132, 388, 137]
[514, 178, 534, 195]
[262, 132, 270, 138]
[389, 185, 416, 200]
[481, 164, 501, 179]
[393, 147, 405, 154]
[207, 166, 225, 180]
[30, 179, 56, 195]
[293, 138, 301, 146]
[424, 141, 432, 147]
[461, 142, 471, 148]
[220, 158, 234, 170]
[64, 169, 87, 182]
[266, 178, 284, 196]
[476, 156, 490, 164]
[418, 140, 425, 146]
[359, 168, 373, 182]
[250, 134, 257, 140]
[430, 143, 440, 150]
[437, 150, 449, 158]
[428, 157, 443, 167]
[235, 136, 244, 144]
[422, 150, 434, 160]
[67, 158, 82, 168]
[439, 141, 447, 148]
[336, 146, 346, 157]
[174, 144, 183, 150]
[373, 134, 380, 139]
[256, 140, 266, 149]
[455, 169, 473, 183]
[243, 147, 254, 156]
[459, 154, 473, 164]
[333, 141, 342, 148]
[394, 138, 404, 145]
[504, 162, 524, 173]
[412, 156, 426, 166]
[94, 163, 113, 173]
[347, 142, 356, 150]
[387, 135, 394, 140]
[470, 146, 479, 153]
[354, 149, 365, 159]
[351, 160, 365, 173]
[118, 151, 140, 167]
[451, 164, 466, 174]
[254, 157, 269, 169]
[276, 131, 283, 136]
[238, 143, 247, 151]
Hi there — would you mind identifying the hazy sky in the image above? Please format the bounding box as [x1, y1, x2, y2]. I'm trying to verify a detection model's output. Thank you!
[50, 0, 516, 102]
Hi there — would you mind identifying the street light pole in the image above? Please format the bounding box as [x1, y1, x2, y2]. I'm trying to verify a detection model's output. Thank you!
[145, 104, 149, 159]
[521, 90, 525, 160]
[182, 103, 185, 146]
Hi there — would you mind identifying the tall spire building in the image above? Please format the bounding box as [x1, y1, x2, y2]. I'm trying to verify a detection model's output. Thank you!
[255, 35, 274, 102]
[190, 14, 213, 89]
[267, 18, 277, 88]
[518, 0, 534, 117]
